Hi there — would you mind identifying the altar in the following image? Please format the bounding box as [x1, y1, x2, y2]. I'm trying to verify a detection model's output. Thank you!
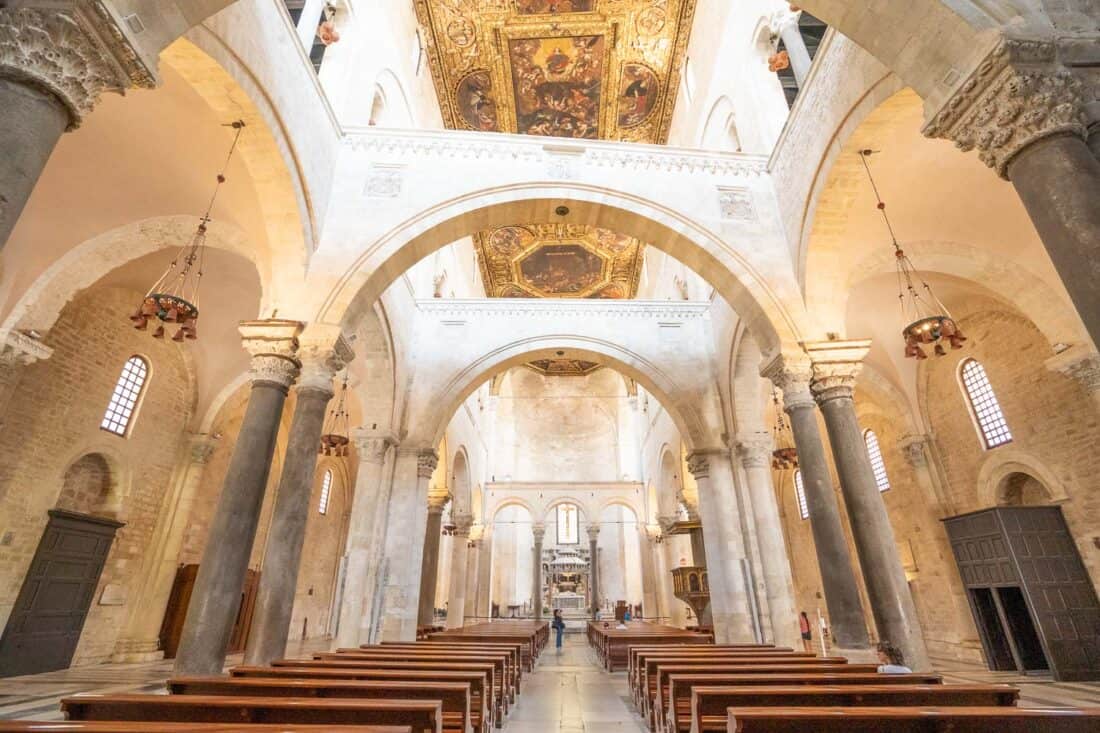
[545, 548, 592, 616]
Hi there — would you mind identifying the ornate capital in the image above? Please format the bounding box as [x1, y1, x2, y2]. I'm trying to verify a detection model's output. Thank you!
[297, 327, 354, 395]
[188, 434, 216, 465]
[805, 339, 870, 404]
[923, 38, 1089, 178]
[1046, 344, 1100, 393]
[897, 434, 930, 470]
[531, 522, 546, 543]
[586, 523, 601, 542]
[768, 8, 801, 36]
[686, 451, 711, 481]
[418, 450, 440, 480]
[0, 330, 52, 366]
[352, 428, 396, 465]
[657, 515, 679, 535]
[452, 512, 474, 536]
[0, 3, 156, 129]
[761, 353, 815, 412]
[736, 434, 774, 469]
[426, 490, 451, 513]
[240, 319, 303, 388]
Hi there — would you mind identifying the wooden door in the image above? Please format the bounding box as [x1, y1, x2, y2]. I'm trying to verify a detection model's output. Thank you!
[159, 564, 259, 658]
[0, 510, 123, 677]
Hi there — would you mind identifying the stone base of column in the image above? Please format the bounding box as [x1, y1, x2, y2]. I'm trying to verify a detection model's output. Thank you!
[110, 638, 164, 663]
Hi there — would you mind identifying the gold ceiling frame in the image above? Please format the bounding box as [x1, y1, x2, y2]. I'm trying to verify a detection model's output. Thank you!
[508, 236, 613, 298]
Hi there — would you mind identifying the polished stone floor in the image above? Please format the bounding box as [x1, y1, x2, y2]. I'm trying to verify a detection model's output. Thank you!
[1, 634, 1099, 725]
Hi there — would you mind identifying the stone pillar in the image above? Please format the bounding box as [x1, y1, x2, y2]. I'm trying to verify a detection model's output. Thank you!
[245, 330, 353, 665]
[446, 513, 473, 629]
[770, 10, 811, 86]
[587, 524, 600, 619]
[174, 320, 303, 675]
[688, 450, 754, 643]
[0, 4, 155, 248]
[380, 449, 438, 641]
[417, 491, 450, 626]
[736, 435, 802, 649]
[463, 532, 481, 620]
[762, 354, 870, 650]
[335, 431, 396, 648]
[112, 434, 215, 662]
[923, 40, 1100, 349]
[808, 340, 929, 671]
[531, 523, 546, 621]
[476, 534, 493, 620]
[638, 525, 660, 620]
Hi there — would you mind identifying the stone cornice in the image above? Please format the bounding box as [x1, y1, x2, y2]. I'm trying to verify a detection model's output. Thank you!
[343, 127, 769, 178]
[484, 481, 645, 492]
[922, 37, 1089, 178]
[1, 330, 53, 365]
[0, 2, 155, 129]
[417, 299, 712, 320]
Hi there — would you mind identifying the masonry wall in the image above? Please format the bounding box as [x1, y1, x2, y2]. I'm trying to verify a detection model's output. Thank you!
[0, 286, 193, 666]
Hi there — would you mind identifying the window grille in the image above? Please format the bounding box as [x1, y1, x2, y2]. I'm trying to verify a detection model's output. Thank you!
[794, 471, 809, 520]
[863, 430, 892, 492]
[960, 359, 1013, 449]
[101, 356, 148, 436]
[318, 470, 333, 515]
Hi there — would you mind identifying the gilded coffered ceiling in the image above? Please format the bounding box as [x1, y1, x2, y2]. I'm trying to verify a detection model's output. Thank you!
[415, 0, 696, 144]
[476, 224, 643, 299]
[525, 358, 603, 376]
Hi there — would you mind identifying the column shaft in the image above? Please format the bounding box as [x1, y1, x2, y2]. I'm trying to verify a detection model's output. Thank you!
[463, 538, 480, 620]
[816, 388, 930, 670]
[380, 450, 437, 641]
[244, 385, 334, 665]
[417, 506, 446, 626]
[778, 23, 812, 86]
[638, 528, 659, 619]
[588, 529, 600, 619]
[1008, 135, 1100, 350]
[532, 527, 545, 621]
[476, 536, 493, 620]
[446, 530, 471, 629]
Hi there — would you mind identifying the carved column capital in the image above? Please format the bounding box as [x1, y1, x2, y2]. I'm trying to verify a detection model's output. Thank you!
[736, 434, 774, 469]
[418, 450, 440, 480]
[1046, 344, 1100, 393]
[531, 522, 546, 543]
[426, 488, 450, 514]
[923, 38, 1089, 178]
[0, 3, 156, 129]
[240, 319, 304, 389]
[761, 353, 815, 412]
[188, 434, 216, 465]
[296, 327, 354, 395]
[451, 512, 474, 537]
[657, 515, 679, 535]
[352, 429, 396, 464]
[0, 330, 53, 366]
[586, 523, 601, 542]
[897, 434, 930, 470]
[805, 339, 870, 404]
[686, 451, 711, 481]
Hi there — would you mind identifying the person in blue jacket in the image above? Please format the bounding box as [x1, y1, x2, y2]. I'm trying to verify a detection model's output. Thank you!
[552, 609, 566, 651]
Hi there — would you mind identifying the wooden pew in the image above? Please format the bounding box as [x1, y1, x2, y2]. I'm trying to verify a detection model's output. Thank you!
[426, 631, 541, 671]
[724, 706, 1100, 733]
[325, 648, 518, 700]
[628, 646, 788, 688]
[167, 677, 473, 733]
[630, 650, 814, 707]
[230, 666, 492, 733]
[270, 658, 504, 722]
[587, 622, 713, 671]
[648, 663, 880, 731]
[380, 642, 524, 688]
[0, 724, 412, 733]
[661, 672, 943, 733]
[61, 695, 442, 733]
[685, 685, 1019, 733]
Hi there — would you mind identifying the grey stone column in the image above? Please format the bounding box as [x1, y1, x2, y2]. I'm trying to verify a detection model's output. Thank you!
[475, 534, 493, 620]
[380, 449, 438, 641]
[335, 431, 396, 648]
[736, 435, 801, 648]
[417, 492, 450, 626]
[763, 354, 869, 650]
[531, 523, 545, 620]
[924, 40, 1100, 349]
[0, 5, 155, 248]
[808, 341, 930, 671]
[244, 330, 353, 665]
[463, 532, 481, 620]
[446, 513, 473, 629]
[174, 320, 303, 676]
[587, 524, 600, 618]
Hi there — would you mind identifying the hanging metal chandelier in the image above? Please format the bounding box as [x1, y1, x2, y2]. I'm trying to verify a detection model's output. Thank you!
[319, 371, 351, 456]
[130, 120, 246, 341]
[770, 388, 798, 470]
[858, 149, 966, 360]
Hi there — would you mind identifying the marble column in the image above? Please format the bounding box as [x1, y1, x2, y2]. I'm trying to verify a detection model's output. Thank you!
[174, 320, 303, 675]
[112, 434, 215, 662]
[463, 532, 481, 620]
[638, 525, 660, 620]
[417, 491, 450, 626]
[587, 524, 600, 619]
[0, 5, 155, 248]
[476, 534, 493, 620]
[770, 10, 811, 86]
[380, 449, 438, 641]
[245, 330, 353, 665]
[762, 354, 869, 650]
[446, 513, 473, 629]
[736, 435, 802, 648]
[531, 523, 546, 620]
[335, 431, 396, 648]
[809, 341, 930, 671]
[924, 41, 1100, 349]
[688, 450, 754, 643]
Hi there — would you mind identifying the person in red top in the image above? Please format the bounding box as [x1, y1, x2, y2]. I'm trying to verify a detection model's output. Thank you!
[799, 611, 813, 653]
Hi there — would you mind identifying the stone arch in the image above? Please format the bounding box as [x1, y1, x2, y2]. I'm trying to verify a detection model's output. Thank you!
[54, 444, 131, 520]
[369, 69, 414, 128]
[700, 96, 741, 152]
[417, 338, 720, 452]
[657, 445, 687, 517]
[976, 447, 1071, 508]
[451, 448, 472, 514]
[597, 498, 642, 522]
[318, 185, 810, 358]
[543, 496, 593, 524]
[491, 498, 537, 523]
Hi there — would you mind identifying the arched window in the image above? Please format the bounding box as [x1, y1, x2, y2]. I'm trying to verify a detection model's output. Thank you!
[794, 471, 809, 520]
[318, 469, 333, 515]
[100, 356, 148, 436]
[863, 430, 891, 493]
[959, 359, 1013, 449]
[557, 503, 579, 544]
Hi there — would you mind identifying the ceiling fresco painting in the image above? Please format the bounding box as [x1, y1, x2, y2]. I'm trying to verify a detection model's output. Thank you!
[476, 224, 643, 299]
[416, 0, 697, 145]
[525, 359, 603, 376]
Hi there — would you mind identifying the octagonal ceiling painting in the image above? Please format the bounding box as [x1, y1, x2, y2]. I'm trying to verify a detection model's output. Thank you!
[476, 224, 643, 299]
[525, 358, 603, 376]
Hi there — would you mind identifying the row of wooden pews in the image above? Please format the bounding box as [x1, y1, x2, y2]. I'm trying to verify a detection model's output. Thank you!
[0, 620, 548, 733]
[603, 627, 1100, 733]
[588, 620, 714, 672]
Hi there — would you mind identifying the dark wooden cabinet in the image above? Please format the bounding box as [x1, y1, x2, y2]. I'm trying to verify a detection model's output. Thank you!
[0, 510, 123, 677]
[944, 506, 1100, 681]
[158, 563, 259, 658]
